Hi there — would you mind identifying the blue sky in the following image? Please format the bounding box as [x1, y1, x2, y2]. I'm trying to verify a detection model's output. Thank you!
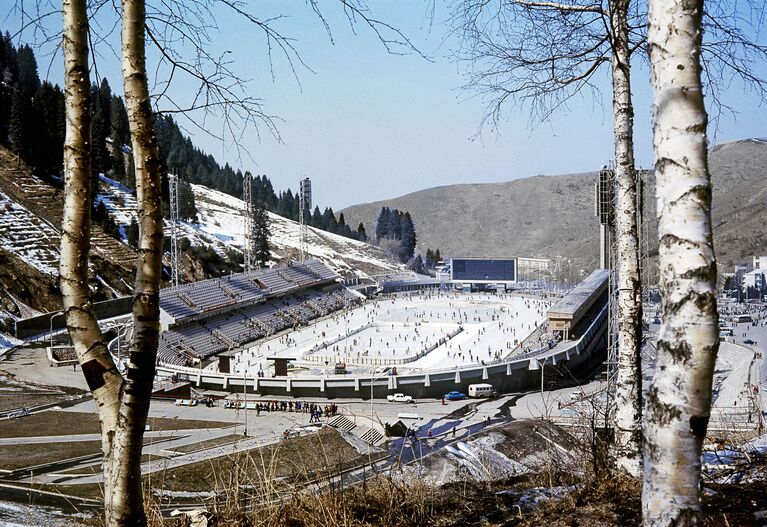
[6, 1, 767, 209]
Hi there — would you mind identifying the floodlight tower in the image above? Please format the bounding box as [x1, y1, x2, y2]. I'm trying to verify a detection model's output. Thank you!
[243, 172, 254, 273]
[594, 165, 614, 270]
[298, 176, 312, 261]
[168, 169, 180, 287]
[595, 164, 618, 407]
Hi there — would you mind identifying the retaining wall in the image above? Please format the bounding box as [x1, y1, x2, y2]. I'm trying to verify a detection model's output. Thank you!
[150, 304, 608, 399]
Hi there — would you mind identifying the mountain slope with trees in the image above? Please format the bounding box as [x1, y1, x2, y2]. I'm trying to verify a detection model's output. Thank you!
[0, 32, 360, 246]
[342, 138, 767, 275]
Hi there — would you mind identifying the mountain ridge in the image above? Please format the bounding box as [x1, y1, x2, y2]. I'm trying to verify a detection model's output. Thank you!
[341, 138, 767, 275]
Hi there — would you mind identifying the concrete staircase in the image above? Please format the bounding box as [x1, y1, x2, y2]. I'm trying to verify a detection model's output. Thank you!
[359, 427, 384, 445]
[328, 415, 357, 432]
[0, 148, 137, 276]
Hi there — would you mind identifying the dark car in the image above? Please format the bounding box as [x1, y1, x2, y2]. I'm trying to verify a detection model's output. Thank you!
[743, 339, 756, 345]
[443, 391, 467, 401]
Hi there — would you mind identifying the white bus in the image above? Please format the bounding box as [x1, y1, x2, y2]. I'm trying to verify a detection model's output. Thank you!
[468, 383, 497, 398]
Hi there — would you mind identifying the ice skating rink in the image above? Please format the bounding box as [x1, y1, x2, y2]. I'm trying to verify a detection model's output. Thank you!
[226, 292, 551, 377]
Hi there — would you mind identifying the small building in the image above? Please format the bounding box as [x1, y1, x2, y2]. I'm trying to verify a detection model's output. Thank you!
[742, 269, 766, 298]
[374, 272, 441, 294]
[754, 256, 767, 270]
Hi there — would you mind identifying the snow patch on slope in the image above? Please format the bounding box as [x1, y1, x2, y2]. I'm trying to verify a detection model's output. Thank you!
[0, 189, 60, 275]
[96, 177, 399, 275]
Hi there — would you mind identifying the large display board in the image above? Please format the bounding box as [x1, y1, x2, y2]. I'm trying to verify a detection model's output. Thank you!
[450, 258, 517, 283]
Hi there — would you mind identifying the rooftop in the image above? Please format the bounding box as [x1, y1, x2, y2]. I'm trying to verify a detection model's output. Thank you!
[548, 269, 609, 320]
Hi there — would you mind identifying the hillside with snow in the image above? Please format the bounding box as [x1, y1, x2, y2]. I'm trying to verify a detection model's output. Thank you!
[98, 177, 400, 277]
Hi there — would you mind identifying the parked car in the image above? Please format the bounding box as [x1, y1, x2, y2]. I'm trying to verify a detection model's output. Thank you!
[387, 393, 414, 403]
[443, 391, 467, 401]
[744, 338, 757, 345]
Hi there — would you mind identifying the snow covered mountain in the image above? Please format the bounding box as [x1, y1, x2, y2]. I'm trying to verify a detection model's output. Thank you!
[97, 176, 400, 277]
[0, 143, 398, 330]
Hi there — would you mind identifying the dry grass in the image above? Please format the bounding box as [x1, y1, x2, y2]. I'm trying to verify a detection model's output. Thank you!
[168, 434, 245, 455]
[0, 392, 66, 412]
[0, 410, 230, 438]
[149, 428, 367, 497]
[0, 440, 102, 471]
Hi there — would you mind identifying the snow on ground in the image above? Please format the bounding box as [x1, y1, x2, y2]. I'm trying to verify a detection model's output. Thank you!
[229, 292, 549, 376]
[711, 341, 755, 409]
[0, 332, 24, 358]
[96, 177, 398, 275]
[0, 189, 60, 275]
[193, 184, 398, 273]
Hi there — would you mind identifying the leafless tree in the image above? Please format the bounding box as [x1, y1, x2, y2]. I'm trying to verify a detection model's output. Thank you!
[642, 0, 719, 523]
[452, 0, 645, 477]
[452, 0, 767, 477]
[53, 1, 423, 524]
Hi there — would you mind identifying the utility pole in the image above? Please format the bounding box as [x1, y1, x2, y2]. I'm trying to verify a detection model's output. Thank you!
[168, 169, 180, 287]
[243, 173, 254, 272]
[299, 177, 312, 261]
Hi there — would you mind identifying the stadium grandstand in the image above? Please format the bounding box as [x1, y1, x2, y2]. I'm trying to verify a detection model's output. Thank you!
[371, 272, 441, 294]
[156, 260, 362, 366]
[547, 269, 609, 341]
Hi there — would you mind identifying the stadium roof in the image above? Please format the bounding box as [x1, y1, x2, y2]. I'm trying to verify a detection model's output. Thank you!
[448, 256, 517, 260]
[548, 269, 609, 321]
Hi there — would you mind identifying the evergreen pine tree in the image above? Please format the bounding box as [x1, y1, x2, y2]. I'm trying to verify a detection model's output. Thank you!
[322, 207, 337, 232]
[253, 202, 271, 267]
[399, 212, 416, 262]
[8, 90, 29, 161]
[15, 45, 39, 94]
[391, 209, 404, 240]
[375, 207, 390, 242]
[311, 206, 323, 228]
[411, 254, 424, 274]
[1, 33, 18, 86]
[357, 223, 367, 242]
[91, 82, 112, 177]
[178, 178, 198, 221]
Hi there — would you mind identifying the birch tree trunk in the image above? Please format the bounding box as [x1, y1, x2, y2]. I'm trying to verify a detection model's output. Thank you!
[97, 0, 164, 524]
[60, 0, 125, 508]
[643, 0, 719, 524]
[610, 0, 643, 478]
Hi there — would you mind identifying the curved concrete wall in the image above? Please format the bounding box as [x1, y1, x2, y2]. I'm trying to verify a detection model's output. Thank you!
[147, 303, 608, 399]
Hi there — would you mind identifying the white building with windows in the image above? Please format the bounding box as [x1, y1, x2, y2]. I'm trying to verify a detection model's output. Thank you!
[743, 268, 767, 296]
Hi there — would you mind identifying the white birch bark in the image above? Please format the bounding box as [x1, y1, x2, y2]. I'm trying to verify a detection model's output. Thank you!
[643, 0, 719, 524]
[610, 0, 643, 478]
[97, 0, 164, 524]
[60, 0, 124, 506]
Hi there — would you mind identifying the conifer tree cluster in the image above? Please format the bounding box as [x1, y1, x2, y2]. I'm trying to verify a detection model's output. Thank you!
[154, 118, 365, 242]
[253, 203, 271, 267]
[0, 35, 134, 184]
[0, 33, 362, 246]
[424, 248, 441, 268]
[1, 35, 65, 177]
[374, 207, 417, 263]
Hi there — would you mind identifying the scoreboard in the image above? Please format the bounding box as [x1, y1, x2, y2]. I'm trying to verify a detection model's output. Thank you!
[450, 258, 517, 283]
